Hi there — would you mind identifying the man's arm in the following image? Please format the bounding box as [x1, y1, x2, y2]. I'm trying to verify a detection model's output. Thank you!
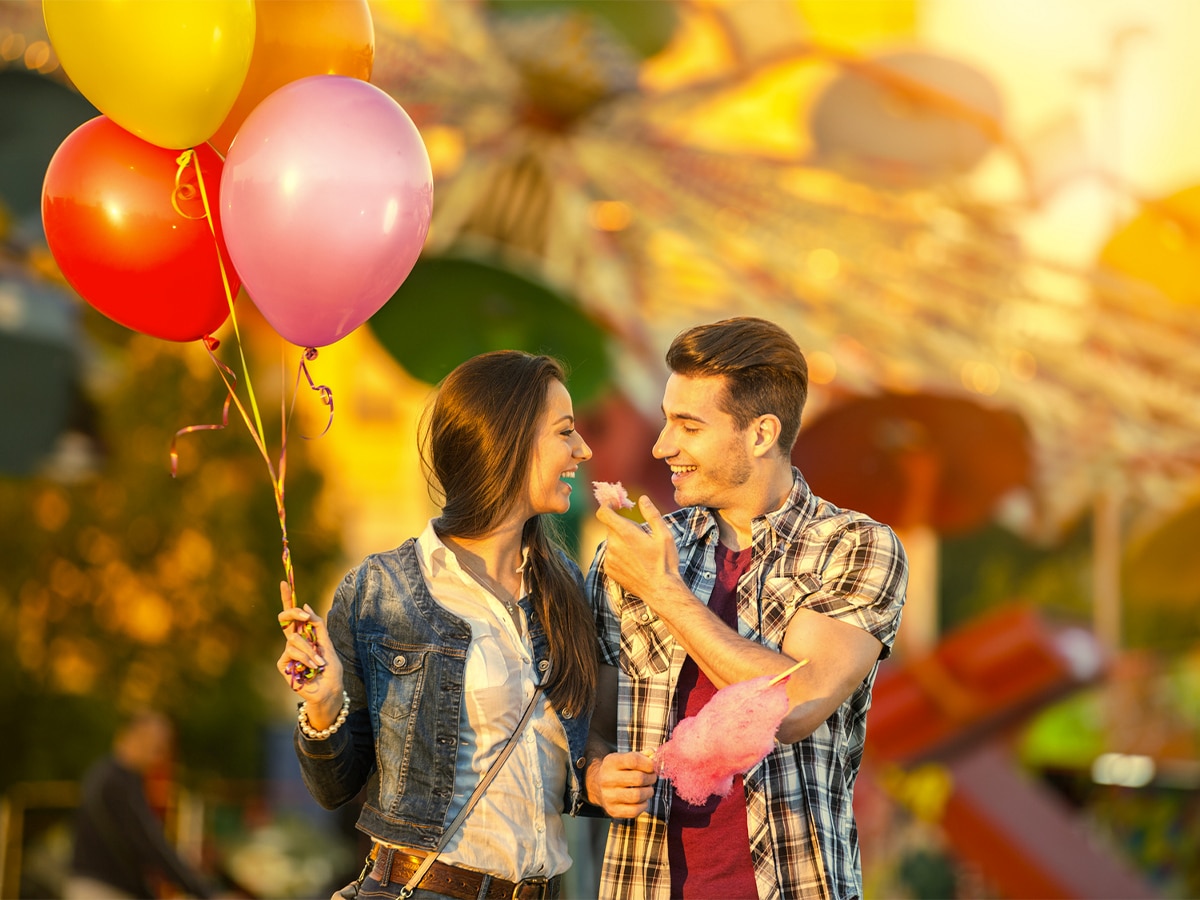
[596, 497, 805, 690]
[597, 496, 897, 745]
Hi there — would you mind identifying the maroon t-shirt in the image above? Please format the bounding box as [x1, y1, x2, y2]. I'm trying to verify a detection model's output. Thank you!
[668, 542, 759, 899]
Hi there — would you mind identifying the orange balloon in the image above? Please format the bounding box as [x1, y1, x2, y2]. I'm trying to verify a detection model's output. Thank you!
[209, 0, 374, 155]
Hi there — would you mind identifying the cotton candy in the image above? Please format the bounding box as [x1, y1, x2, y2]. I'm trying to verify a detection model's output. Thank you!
[654, 674, 791, 806]
[593, 480, 635, 510]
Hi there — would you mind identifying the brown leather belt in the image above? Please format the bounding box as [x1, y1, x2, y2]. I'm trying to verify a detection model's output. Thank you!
[370, 845, 560, 900]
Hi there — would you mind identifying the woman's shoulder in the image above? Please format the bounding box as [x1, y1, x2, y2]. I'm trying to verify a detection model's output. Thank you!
[361, 536, 421, 567]
[334, 538, 424, 601]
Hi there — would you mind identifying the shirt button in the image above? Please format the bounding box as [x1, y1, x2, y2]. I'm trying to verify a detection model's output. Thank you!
[639, 613, 650, 622]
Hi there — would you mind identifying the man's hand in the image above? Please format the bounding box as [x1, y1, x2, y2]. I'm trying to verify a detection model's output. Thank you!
[596, 495, 682, 608]
[586, 750, 658, 819]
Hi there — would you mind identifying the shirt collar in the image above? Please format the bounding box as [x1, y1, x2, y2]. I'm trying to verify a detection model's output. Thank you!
[669, 467, 817, 549]
[418, 518, 531, 585]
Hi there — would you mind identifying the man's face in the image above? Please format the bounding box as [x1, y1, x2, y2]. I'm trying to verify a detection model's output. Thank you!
[652, 373, 752, 509]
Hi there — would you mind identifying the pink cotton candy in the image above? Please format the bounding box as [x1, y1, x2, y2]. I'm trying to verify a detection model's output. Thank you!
[654, 674, 790, 806]
[592, 480, 635, 510]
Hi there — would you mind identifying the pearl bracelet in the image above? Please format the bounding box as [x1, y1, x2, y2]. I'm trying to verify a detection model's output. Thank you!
[298, 690, 350, 740]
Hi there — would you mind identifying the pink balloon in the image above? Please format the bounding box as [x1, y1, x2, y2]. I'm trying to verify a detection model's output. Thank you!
[219, 75, 433, 348]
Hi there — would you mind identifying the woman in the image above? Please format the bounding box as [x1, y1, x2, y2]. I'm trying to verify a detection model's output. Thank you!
[277, 351, 598, 900]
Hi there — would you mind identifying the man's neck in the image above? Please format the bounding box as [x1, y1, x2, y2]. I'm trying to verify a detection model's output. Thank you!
[713, 463, 794, 550]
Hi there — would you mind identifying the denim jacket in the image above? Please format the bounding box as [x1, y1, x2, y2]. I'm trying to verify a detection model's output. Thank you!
[294, 538, 593, 849]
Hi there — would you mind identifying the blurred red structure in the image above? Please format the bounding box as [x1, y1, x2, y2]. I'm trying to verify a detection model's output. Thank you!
[866, 605, 1158, 899]
[793, 392, 1033, 536]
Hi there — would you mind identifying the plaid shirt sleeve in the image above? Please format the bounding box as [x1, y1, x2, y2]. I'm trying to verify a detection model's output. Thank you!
[790, 516, 908, 656]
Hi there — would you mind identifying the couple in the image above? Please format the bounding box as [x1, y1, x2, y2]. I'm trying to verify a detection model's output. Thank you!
[277, 316, 908, 900]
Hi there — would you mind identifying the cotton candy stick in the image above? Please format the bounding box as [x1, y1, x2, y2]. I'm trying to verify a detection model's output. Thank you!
[767, 656, 810, 686]
[593, 480, 635, 510]
[654, 659, 808, 806]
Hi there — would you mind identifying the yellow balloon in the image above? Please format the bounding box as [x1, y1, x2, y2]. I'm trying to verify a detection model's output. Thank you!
[43, 0, 256, 150]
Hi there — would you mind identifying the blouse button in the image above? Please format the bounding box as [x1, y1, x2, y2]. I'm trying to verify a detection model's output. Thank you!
[392, 655, 406, 667]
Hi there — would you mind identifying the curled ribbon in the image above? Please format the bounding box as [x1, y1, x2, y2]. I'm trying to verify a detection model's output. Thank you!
[295, 347, 335, 439]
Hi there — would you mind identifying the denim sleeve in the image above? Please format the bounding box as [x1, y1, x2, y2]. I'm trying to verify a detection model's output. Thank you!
[294, 564, 378, 809]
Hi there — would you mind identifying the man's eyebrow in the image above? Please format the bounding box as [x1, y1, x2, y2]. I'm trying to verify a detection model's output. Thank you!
[662, 410, 706, 424]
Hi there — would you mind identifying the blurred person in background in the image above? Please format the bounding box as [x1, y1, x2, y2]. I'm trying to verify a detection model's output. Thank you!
[66, 709, 215, 900]
[276, 350, 599, 900]
[584, 317, 908, 900]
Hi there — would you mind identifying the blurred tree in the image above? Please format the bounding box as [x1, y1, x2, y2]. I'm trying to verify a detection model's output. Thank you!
[940, 518, 1200, 655]
[938, 520, 1094, 633]
[0, 308, 344, 793]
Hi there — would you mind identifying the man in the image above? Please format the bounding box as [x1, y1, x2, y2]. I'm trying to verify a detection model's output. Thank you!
[584, 317, 907, 900]
[66, 710, 215, 900]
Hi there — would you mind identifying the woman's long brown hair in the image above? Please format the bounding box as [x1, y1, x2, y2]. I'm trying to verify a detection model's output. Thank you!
[420, 351, 597, 717]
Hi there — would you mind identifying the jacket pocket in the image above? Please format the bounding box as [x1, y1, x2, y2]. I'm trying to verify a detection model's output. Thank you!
[369, 641, 428, 721]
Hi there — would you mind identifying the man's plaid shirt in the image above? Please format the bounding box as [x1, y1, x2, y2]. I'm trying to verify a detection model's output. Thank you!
[586, 469, 907, 900]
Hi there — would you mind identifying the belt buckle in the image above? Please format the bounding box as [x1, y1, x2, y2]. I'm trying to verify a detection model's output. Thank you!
[512, 876, 550, 900]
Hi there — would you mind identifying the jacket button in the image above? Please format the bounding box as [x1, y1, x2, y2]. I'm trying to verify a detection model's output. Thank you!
[393, 655, 405, 667]
[562, 708, 573, 719]
[575, 756, 587, 768]
[538, 660, 550, 672]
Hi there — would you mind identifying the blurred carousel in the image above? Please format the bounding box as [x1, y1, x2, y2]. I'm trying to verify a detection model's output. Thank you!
[4, 1, 1200, 896]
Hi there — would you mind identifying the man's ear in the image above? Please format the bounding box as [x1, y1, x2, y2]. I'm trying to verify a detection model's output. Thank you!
[750, 414, 783, 457]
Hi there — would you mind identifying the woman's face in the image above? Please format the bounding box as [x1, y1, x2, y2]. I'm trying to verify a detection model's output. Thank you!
[526, 379, 592, 515]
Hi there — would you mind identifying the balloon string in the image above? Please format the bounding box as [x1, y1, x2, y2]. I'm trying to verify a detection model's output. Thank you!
[178, 150, 270, 458]
[169, 336, 233, 476]
[173, 149, 296, 601]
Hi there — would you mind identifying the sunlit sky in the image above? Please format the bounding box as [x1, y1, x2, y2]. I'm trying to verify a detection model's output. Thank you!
[923, 0, 1200, 266]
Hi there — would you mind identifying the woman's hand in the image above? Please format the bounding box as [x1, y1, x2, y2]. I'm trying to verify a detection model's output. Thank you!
[276, 582, 345, 727]
[585, 750, 657, 819]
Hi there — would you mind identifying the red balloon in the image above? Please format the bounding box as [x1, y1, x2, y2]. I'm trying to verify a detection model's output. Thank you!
[41, 116, 238, 342]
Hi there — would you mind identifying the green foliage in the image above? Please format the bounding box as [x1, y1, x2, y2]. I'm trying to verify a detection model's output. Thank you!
[0, 311, 344, 792]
